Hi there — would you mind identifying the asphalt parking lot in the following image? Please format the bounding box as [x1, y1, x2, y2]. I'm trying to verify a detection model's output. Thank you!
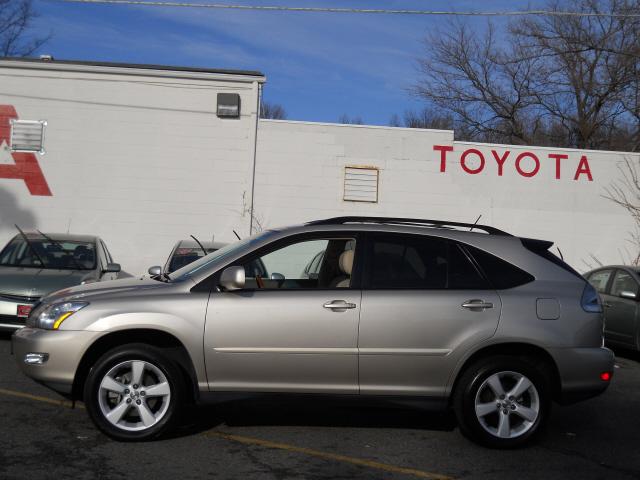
[1, 333, 639, 480]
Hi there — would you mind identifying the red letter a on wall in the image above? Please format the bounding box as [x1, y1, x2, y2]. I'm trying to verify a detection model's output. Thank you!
[0, 105, 52, 196]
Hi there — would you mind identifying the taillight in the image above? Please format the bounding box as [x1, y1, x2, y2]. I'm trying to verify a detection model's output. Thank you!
[581, 282, 603, 313]
[600, 372, 612, 381]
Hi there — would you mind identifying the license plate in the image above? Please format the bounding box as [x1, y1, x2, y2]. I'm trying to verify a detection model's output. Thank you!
[17, 304, 32, 318]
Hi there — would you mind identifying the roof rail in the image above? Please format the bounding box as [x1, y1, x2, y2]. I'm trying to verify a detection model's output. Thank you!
[306, 216, 511, 236]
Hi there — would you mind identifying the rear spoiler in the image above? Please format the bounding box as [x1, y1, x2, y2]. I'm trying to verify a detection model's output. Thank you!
[520, 237, 583, 279]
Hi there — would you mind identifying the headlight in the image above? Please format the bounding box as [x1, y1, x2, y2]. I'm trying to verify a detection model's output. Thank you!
[26, 302, 89, 330]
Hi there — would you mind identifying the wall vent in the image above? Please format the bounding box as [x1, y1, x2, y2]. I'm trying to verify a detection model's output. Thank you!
[10, 119, 46, 154]
[343, 166, 379, 203]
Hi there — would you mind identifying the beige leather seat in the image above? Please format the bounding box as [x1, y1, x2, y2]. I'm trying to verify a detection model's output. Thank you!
[330, 249, 354, 288]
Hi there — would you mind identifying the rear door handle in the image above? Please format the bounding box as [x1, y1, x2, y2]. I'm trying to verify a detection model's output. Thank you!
[323, 300, 357, 311]
[461, 299, 494, 310]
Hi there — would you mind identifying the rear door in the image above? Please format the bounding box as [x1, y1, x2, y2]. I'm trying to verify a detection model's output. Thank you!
[604, 269, 639, 346]
[358, 233, 501, 396]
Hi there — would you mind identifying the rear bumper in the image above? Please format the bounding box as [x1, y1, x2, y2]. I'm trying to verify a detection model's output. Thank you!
[549, 346, 615, 405]
[12, 327, 100, 395]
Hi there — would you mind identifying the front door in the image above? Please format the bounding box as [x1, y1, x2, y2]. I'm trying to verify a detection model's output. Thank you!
[204, 234, 361, 393]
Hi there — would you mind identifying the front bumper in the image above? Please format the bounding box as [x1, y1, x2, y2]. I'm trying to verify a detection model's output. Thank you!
[0, 298, 35, 330]
[12, 327, 100, 395]
[549, 346, 615, 404]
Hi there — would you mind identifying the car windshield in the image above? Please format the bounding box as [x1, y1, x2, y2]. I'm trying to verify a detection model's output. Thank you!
[167, 247, 219, 273]
[169, 230, 278, 281]
[0, 236, 97, 270]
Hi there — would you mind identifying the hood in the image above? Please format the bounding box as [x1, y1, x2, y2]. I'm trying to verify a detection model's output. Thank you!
[0, 266, 97, 298]
[42, 276, 182, 304]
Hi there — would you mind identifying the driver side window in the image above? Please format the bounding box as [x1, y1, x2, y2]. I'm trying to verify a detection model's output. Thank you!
[242, 237, 356, 290]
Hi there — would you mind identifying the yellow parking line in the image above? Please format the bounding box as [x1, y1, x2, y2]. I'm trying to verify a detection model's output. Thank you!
[205, 431, 454, 480]
[0, 387, 84, 409]
[0, 387, 453, 480]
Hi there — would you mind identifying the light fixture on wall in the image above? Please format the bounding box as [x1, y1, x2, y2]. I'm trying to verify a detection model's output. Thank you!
[217, 93, 241, 118]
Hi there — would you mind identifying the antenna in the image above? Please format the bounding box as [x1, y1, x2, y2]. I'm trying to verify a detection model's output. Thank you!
[469, 215, 482, 232]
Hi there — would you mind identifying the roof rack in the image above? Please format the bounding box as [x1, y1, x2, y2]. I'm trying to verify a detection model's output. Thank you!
[306, 216, 511, 236]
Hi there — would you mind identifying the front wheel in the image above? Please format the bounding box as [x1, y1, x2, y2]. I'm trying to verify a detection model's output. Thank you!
[83, 343, 184, 441]
[453, 355, 551, 448]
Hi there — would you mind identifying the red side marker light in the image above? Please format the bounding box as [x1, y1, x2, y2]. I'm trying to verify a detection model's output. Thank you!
[600, 372, 612, 381]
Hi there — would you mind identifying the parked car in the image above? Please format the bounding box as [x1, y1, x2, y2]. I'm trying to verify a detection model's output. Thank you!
[0, 231, 120, 331]
[13, 216, 613, 448]
[148, 239, 227, 277]
[585, 265, 640, 352]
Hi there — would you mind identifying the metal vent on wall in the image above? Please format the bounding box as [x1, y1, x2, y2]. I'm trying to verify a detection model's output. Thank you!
[343, 166, 379, 203]
[10, 119, 46, 154]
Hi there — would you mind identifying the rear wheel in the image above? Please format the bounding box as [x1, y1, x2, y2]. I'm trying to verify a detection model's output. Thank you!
[83, 343, 184, 441]
[453, 355, 551, 448]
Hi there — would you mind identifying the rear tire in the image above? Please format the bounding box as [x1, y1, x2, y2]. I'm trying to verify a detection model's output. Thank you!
[83, 343, 184, 441]
[453, 355, 551, 448]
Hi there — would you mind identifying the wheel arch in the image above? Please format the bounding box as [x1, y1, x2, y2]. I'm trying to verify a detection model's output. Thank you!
[72, 329, 199, 403]
[448, 342, 561, 404]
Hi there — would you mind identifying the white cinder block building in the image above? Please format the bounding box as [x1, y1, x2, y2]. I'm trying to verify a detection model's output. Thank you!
[0, 58, 637, 274]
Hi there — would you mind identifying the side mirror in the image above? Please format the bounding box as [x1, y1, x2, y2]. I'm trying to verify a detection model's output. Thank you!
[620, 290, 637, 300]
[270, 272, 285, 281]
[104, 263, 121, 273]
[220, 266, 245, 291]
[148, 265, 162, 276]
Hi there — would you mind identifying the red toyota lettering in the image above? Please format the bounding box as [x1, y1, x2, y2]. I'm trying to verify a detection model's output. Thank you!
[515, 152, 540, 178]
[548, 153, 568, 180]
[460, 149, 485, 174]
[491, 150, 510, 176]
[574, 155, 593, 181]
[433, 145, 454, 172]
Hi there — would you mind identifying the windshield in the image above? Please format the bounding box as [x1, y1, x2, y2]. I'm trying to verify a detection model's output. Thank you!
[0, 236, 97, 270]
[169, 230, 278, 281]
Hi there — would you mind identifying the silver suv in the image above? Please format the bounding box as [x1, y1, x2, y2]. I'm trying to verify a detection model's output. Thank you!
[12, 217, 614, 448]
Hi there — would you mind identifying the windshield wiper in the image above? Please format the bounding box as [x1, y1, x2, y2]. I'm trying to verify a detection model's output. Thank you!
[36, 229, 85, 271]
[15, 224, 46, 268]
[190, 235, 208, 257]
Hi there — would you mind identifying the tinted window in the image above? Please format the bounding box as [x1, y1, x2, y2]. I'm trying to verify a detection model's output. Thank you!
[588, 269, 613, 294]
[367, 235, 488, 289]
[466, 245, 534, 289]
[610, 270, 638, 298]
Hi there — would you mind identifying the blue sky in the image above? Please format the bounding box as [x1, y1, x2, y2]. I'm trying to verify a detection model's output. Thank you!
[30, 0, 534, 125]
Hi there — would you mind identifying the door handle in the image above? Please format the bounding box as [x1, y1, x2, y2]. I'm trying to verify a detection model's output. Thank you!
[603, 302, 613, 308]
[461, 300, 494, 310]
[323, 300, 357, 311]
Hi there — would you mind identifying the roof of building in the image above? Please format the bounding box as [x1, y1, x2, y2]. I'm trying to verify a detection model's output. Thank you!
[0, 56, 265, 80]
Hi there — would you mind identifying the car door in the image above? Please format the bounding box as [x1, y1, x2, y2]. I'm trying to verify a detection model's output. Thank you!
[203, 232, 362, 393]
[603, 269, 639, 347]
[358, 233, 501, 397]
[586, 269, 616, 341]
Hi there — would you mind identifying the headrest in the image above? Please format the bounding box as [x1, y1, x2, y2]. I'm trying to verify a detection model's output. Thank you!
[338, 249, 354, 276]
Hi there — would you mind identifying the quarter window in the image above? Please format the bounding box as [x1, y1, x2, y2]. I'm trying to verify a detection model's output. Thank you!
[465, 245, 534, 290]
[366, 235, 488, 290]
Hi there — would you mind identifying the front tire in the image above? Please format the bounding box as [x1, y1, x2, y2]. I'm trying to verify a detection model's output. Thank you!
[83, 343, 184, 441]
[453, 355, 551, 448]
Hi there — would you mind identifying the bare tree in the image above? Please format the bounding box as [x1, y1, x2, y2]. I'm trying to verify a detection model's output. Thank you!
[415, 0, 640, 150]
[338, 114, 364, 125]
[603, 156, 640, 264]
[0, 0, 50, 57]
[260, 101, 287, 120]
[389, 107, 455, 130]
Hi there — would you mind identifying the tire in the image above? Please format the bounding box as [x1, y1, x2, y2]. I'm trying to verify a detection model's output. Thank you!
[83, 343, 184, 441]
[453, 355, 551, 449]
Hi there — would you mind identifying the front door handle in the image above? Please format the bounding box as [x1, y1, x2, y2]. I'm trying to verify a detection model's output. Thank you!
[323, 300, 357, 311]
[461, 299, 494, 310]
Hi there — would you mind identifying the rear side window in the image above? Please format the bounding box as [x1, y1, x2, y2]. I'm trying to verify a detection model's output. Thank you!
[366, 234, 489, 289]
[465, 245, 534, 290]
[587, 269, 613, 294]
